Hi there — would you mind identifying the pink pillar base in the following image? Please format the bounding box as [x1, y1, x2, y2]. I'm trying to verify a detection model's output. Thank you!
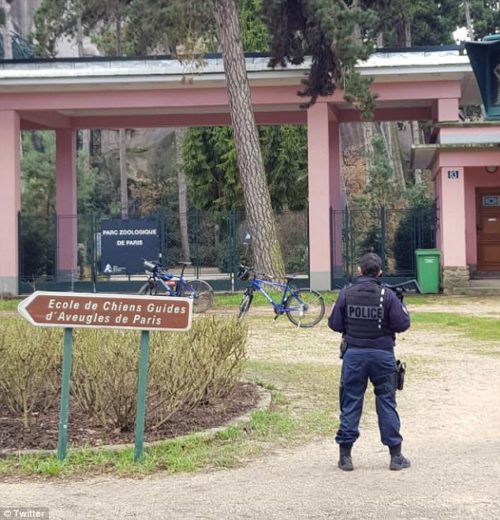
[437, 166, 469, 288]
[0, 111, 20, 295]
[56, 129, 78, 281]
[307, 103, 341, 289]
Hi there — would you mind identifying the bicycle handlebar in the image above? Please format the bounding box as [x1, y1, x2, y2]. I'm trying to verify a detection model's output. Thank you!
[143, 260, 183, 282]
[143, 260, 158, 272]
[237, 264, 275, 281]
[384, 279, 422, 294]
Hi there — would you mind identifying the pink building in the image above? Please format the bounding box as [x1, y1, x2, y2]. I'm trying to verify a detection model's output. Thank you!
[0, 47, 497, 295]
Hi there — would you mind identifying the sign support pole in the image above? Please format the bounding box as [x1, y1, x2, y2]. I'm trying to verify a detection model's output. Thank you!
[57, 328, 73, 461]
[134, 330, 150, 462]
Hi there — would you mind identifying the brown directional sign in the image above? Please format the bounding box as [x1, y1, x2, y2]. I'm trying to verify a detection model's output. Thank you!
[18, 291, 192, 331]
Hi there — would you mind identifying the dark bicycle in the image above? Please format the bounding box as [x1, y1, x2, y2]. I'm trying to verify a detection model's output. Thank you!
[237, 264, 325, 327]
[138, 260, 214, 313]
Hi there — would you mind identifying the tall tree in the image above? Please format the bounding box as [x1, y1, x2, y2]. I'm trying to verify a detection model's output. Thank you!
[262, 0, 379, 117]
[175, 128, 191, 262]
[182, 125, 307, 213]
[371, 0, 459, 47]
[0, 0, 13, 59]
[353, 134, 402, 209]
[116, 0, 287, 276]
[453, 1, 500, 40]
[213, 0, 284, 277]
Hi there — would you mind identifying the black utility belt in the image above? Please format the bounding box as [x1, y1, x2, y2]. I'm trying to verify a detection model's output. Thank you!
[339, 340, 393, 359]
[345, 344, 394, 350]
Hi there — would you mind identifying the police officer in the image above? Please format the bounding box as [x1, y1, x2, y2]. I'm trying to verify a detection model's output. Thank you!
[328, 252, 410, 471]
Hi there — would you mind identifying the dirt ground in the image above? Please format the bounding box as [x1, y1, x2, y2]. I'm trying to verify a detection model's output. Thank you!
[0, 382, 259, 452]
[1, 299, 500, 519]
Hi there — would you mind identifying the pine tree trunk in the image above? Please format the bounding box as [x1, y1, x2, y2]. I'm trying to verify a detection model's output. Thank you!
[464, 0, 474, 40]
[411, 120, 422, 184]
[403, 18, 422, 185]
[76, 13, 91, 170]
[119, 129, 128, 218]
[76, 13, 85, 56]
[213, 0, 284, 277]
[175, 128, 191, 262]
[363, 122, 374, 181]
[381, 122, 406, 190]
[116, 4, 128, 218]
[1, 0, 13, 59]
[404, 20, 412, 47]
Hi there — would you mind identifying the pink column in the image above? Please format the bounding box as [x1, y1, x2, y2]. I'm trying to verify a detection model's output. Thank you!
[329, 119, 343, 278]
[434, 98, 460, 122]
[0, 111, 21, 295]
[307, 102, 341, 289]
[438, 166, 466, 266]
[55, 129, 78, 281]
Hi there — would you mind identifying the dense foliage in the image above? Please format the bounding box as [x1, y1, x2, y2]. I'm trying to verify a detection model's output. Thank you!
[182, 125, 307, 214]
[262, 0, 378, 116]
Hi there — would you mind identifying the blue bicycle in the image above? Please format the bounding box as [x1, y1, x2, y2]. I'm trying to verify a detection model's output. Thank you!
[138, 260, 214, 313]
[237, 264, 325, 327]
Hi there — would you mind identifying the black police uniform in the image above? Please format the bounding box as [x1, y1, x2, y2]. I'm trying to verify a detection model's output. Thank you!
[328, 276, 410, 450]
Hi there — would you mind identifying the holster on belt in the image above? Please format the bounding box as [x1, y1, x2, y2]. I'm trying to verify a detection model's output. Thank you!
[339, 337, 348, 359]
[396, 360, 406, 391]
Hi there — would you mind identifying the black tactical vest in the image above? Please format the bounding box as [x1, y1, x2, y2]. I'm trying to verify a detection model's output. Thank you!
[345, 279, 391, 340]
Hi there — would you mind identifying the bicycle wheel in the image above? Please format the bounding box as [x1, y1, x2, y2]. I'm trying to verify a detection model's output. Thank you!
[285, 289, 325, 328]
[181, 279, 214, 313]
[138, 281, 159, 295]
[238, 291, 253, 320]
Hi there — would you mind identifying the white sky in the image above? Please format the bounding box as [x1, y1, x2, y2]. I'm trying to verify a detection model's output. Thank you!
[453, 26, 470, 42]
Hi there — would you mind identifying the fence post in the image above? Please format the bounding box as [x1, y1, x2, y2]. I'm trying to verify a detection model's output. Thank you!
[17, 212, 22, 293]
[157, 209, 166, 265]
[134, 330, 150, 462]
[380, 206, 386, 272]
[229, 209, 237, 291]
[194, 209, 200, 278]
[57, 328, 73, 461]
[88, 212, 97, 292]
[329, 207, 334, 288]
[345, 208, 355, 278]
[53, 212, 58, 280]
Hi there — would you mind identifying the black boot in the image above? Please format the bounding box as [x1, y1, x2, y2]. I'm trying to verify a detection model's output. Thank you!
[389, 444, 411, 471]
[338, 443, 354, 471]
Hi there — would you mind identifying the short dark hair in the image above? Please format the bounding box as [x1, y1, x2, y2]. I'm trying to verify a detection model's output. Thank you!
[359, 253, 382, 277]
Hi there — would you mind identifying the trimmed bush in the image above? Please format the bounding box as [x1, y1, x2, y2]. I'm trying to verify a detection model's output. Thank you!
[0, 318, 61, 428]
[0, 316, 247, 433]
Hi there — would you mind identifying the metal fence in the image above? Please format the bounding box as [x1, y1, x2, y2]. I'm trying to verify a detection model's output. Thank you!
[18, 209, 309, 293]
[18, 206, 435, 293]
[330, 205, 436, 286]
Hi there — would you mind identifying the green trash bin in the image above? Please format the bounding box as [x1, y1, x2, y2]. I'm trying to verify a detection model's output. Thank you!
[415, 249, 441, 294]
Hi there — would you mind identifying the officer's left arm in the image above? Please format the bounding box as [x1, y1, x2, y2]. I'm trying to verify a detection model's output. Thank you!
[328, 289, 346, 333]
[386, 290, 410, 333]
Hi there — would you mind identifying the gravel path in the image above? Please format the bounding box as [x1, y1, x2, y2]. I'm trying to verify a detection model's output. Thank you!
[1, 302, 500, 519]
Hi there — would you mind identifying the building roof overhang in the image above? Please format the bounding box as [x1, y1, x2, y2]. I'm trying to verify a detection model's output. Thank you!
[412, 142, 500, 170]
[0, 48, 478, 97]
[0, 46, 481, 129]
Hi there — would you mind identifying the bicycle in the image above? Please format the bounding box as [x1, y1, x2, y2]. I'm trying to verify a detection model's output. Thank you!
[138, 260, 214, 313]
[236, 264, 325, 327]
[383, 279, 422, 302]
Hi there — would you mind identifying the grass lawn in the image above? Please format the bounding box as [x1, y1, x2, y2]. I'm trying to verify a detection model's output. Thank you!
[0, 299, 20, 311]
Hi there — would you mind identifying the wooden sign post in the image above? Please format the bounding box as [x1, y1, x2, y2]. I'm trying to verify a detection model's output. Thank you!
[18, 291, 193, 461]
